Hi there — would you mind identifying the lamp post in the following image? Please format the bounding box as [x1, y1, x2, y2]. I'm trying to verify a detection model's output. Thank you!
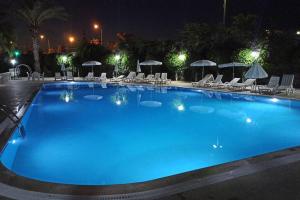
[39, 34, 51, 54]
[114, 54, 121, 76]
[223, 0, 227, 26]
[93, 23, 103, 45]
[10, 59, 17, 79]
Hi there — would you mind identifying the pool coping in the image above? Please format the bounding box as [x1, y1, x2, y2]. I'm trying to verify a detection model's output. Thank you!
[1, 82, 300, 199]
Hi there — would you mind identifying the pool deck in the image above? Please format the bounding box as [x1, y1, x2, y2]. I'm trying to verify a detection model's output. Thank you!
[1, 79, 300, 200]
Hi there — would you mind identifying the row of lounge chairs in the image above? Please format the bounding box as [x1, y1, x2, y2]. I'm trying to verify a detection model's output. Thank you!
[192, 74, 295, 95]
[63, 71, 172, 84]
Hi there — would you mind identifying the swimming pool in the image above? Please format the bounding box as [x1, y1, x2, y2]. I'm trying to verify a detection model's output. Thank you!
[1, 82, 300, 185]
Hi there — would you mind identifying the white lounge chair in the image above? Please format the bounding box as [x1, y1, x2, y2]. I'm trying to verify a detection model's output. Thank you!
[134, 73, 145, 82]
[258, 76, 280, 95]
[66, 71, 74, 81]
[214, 78, 240, 88]
[205, 74, 223, 87]
[85, 72, 94, 81]
[143, 74, 154, 83]
[97, 73, 107, 82]
[124, 72, 136, 82]
[32, 72, 44, 81]
[55, 72, 62, 81]
[110, 75, 125, 82]
[192, 74, 214, 87]
[230, 79, 256, 91]
[277, 74, 294, 95]
[159, 73, 171, 84]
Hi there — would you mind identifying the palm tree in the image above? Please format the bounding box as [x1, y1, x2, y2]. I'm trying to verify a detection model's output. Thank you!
[16, 0, 68, 72]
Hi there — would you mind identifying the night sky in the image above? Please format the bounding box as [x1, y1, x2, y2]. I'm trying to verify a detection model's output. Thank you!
[6, 0, 300, 48]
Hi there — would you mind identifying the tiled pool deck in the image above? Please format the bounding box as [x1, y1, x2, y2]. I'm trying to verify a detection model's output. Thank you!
[1, 79, 300, 200]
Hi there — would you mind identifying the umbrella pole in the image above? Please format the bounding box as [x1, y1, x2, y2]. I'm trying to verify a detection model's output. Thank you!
[232, 67, 235, 79]
[151, 66, 153, 75]
[202, 67, 204, 79]
[195, 72, 197, 82]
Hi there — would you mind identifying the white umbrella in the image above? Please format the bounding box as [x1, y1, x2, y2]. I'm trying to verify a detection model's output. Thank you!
[190, 60, 217, 80]
[219, 62, 250, 79]
[140, 60, 162, 74]
[136, 60, 141, 73]
[82, 61, 102, 73]
[245, 62, 268, 79]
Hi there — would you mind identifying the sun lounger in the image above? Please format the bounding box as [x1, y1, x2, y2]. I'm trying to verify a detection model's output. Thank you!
[204, 74, 223, 87]
[110, 75, 125, 82]
[85, 72, 94, 81]
[96, 73, 107, 82]
[134, 73, 145, 82]
[258, 76, 280, 95]
[124, 72, 136, 82]
[55, 72, 62, 81]
[277, 74, 295, 95]
[214, 78, 240, 88]
[192, 74, 214, 87]
[66, 71, 74, 81]
[159, 73, 171, 84]
[230, 79, 256, 91]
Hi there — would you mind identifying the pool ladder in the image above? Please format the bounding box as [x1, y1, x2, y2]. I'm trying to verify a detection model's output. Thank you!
[0, 104, 25, 138]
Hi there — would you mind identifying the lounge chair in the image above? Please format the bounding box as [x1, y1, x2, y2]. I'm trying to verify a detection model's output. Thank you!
[214, 78, 240, 88]
[66, 71, 74, 81]
[134, 73, 145, 82]
[192, 74, 214, 87]
[204, 74, 223, 87]
[110, 75, 125, 82]
[55, 72, 62, 81]
[277, 74, 295, 95]
[159, 73, 171, 84]
[85, 72, 94, 81]
[143, 74, 155, 83]
[32, 72, 44, 81]
[124, 72, 136, 82]
[97, 73, 107, 82]
[258, 76, 280, 95]
[230, 79, 256, 91]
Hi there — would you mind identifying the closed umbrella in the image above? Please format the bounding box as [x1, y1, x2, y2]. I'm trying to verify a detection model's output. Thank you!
[190, 60, 217, 80]
[245, 62, 268, 79]
[245, 63, 268, 91]
[140, 60, 162, 74]
[82, 61, 102, 73]
[136, 60, 141, 72]
[219, 62, 249, 79]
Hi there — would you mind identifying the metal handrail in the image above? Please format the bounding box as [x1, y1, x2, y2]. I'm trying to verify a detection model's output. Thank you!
[0, 104, 25, 138]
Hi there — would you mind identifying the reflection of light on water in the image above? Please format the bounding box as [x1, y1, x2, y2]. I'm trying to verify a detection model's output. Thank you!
[60, 91, 74, 103]
[271, 98, 279, 103]
[12, 139, 16, 144]
[246, 117, 252, 123]
[65, 95, 70, 103]
[177, 104, 185, 111]
[116, 100, 122, 106]
[213, 137, 223, 149]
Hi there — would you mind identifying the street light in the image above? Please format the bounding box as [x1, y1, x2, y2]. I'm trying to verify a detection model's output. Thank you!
[114, 54, 121, 61]
[296, 31, 300, 35]
[251, 50, 260, 60]
[39, 34, 51, 53]
[10, 59, 17, 66]
[68, 36, 75, 43]
[178, 53, 187, 61]
[93, 23, 103, 45]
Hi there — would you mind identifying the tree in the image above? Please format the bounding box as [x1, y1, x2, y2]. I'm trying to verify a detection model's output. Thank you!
[16, 0, 68, 72]
[0, 3, 15, 56]
[165, 50, 188, 80]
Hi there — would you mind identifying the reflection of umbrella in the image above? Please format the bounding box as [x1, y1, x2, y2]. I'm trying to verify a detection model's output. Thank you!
[190, 60, 217, 80]
[82, 61, 102, 73]
[245, 62, 268, 79]
[139, 60, 162, 74]
[219, 62, 249, 79]
[136, 60, 141, 72]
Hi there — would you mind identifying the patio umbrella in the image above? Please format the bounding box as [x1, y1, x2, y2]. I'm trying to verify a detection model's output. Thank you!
[136, 60, 141, 73]
[139, 60, 162, 74]
[190, 60, 217, 80]
[82, 61, 102, 73]
[218, 62, 249, 79]
[61, 64, 66, 77]
[245, 62, 268, 79]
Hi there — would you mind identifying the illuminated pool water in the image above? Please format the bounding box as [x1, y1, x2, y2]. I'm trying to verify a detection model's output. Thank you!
[1, 82, 300, 185]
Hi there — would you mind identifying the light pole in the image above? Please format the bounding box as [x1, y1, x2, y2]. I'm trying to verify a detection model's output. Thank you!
[93, 23, 103, 45]
[40, 34, 51, 54]
[223, 0, 227, 26]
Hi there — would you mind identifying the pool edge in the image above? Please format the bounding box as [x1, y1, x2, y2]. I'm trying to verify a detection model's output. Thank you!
[1, 82, 300, 199]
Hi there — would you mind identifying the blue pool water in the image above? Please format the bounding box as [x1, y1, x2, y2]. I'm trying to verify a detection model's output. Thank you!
[1, 82, 300, 185]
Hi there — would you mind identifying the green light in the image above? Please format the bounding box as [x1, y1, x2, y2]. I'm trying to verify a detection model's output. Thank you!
[14, 50, 21, 57]
[178, 53, 187, 61]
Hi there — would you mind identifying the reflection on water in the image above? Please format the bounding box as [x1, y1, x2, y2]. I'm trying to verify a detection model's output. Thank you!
[111, 87, 128, 106]
[60, 90, 74, 103]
